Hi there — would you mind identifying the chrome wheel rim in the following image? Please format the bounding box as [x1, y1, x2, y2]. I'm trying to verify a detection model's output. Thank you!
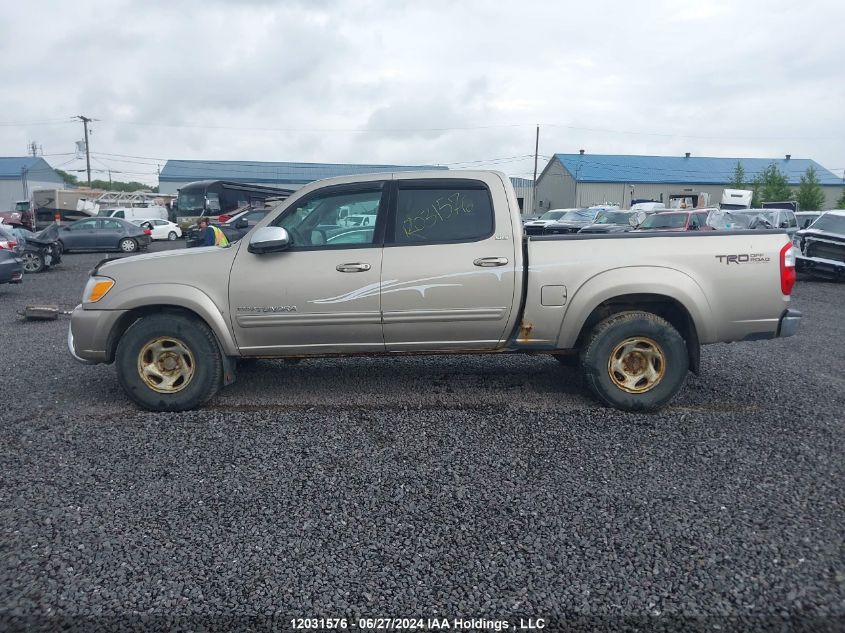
[137, 336, 195, 393]
[121, 239, 136, 252]
[22, 252, 41, 272]
[607, 336, 666, 394]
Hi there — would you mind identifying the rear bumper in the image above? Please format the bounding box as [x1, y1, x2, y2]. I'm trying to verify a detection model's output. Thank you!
[796, 254, 845, 278]
[0, 256, 23, 283]
[777, 308, 802, 338]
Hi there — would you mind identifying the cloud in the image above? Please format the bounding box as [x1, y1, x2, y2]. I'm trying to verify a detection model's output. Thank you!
[0, 0, 842, 186]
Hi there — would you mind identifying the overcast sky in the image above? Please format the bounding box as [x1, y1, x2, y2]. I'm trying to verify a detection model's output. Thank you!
[1, 0, 843, 185]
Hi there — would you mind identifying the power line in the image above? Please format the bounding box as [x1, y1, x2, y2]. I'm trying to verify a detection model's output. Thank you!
[0, 118, 74, 127]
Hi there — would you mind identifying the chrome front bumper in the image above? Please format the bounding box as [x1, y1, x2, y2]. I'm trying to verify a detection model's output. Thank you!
[67, 321, 95, 364]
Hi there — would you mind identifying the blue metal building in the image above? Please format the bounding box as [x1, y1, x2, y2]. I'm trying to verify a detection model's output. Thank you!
[535, 153, 843, 211]
[0, 157, 65, 211]
[158, 159, 448, 194]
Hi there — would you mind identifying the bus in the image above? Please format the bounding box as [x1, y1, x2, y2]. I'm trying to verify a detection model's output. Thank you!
[173, 180, 294, 228]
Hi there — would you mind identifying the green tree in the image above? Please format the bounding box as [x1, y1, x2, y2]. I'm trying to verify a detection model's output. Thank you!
[55, 169, 79, 186]
[795, 166, 826, 210]
[754, 163, 793, 206]
[728, 161, 746, 189]
[89, 179, 157, 193]
[836, 188, 845, 209]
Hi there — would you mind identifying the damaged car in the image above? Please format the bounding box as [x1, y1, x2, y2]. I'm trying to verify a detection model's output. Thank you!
[794, 210, 845, 280]
[3, 224, 63, 273]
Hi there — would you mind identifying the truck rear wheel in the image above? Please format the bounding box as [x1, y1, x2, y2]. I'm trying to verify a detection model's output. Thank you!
[115, 313, 223, 412]
[580, 311, 688, 412]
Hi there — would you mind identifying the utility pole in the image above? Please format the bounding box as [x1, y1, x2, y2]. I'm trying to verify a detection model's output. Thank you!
[532, 124, 539, 212]
[74, 115, 94, 187]
[28, 141, 39, 157]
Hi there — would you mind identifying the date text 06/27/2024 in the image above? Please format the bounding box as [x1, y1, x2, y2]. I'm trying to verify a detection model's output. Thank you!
[290, 617, 547, 631]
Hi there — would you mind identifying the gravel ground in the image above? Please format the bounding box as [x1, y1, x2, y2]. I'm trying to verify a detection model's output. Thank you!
[0, 242, 843, 632]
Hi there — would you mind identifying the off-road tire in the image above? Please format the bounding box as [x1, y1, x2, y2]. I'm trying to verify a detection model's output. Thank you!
[580, 311, 688, 412]
[167, 231, 178, 241]
[21, 251, 45, 273]
[116, 313, 223, 412]
[119, 238, 138, 253]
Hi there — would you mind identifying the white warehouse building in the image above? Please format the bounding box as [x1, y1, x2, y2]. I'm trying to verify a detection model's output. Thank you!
[534, 153, 844, 211]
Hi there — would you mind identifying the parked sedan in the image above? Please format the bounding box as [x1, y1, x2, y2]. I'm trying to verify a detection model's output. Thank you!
[0, 248, 23, 285]
[635, 210, 714, 232]
[578, 210, 643, 234]
[544, 208, 602, 235]
[57, 217, 151, 253]
[132, 218, 183, 241]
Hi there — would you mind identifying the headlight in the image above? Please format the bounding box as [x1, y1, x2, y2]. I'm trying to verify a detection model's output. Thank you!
[83, 276, 115, 303]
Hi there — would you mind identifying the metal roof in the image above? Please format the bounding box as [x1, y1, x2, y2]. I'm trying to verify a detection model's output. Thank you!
[159, 159, 448, 183]
[0, 157, 61, 180]
[553, 154, 843, 186]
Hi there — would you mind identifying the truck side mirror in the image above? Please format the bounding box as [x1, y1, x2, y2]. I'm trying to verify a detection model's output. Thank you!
[248, 226, 290, 254]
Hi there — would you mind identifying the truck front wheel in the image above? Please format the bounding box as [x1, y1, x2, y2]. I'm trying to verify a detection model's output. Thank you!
[115, 313, 223, 412]
[580, 311, 688, 412]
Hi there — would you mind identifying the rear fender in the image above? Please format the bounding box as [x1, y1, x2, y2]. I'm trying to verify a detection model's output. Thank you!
[555, 267, 716, 348]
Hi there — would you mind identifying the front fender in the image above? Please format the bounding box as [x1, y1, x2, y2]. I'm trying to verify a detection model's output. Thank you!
[555, 266, 716, 348]
[95, 283, 239, 355]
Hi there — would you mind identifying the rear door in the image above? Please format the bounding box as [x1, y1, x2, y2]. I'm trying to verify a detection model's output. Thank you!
[380, 177, 517, 351]
[228, 182, 387, 355]
[98, 218, 126, 249]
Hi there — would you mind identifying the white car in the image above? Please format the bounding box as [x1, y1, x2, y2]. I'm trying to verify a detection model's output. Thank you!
[131, 219, 182, 241]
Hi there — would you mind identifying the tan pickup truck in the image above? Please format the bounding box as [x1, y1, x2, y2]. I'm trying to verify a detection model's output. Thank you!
[68, 171, 801, 412]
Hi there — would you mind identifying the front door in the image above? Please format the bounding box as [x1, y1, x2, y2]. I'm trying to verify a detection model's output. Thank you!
[228, 182, 387, 356]
[63, 218, 100, 249]
[380, 178, 517, 351]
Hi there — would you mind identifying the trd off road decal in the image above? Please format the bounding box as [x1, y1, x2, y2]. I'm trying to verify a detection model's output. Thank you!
[715, 253, 771, 265]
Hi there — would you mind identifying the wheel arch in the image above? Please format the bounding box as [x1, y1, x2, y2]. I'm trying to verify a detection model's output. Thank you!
[556, 269, 714, 374]
[102, 286, 238, 362]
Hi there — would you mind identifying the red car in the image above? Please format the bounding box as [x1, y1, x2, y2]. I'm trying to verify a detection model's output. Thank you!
[634, 210, 714, 232]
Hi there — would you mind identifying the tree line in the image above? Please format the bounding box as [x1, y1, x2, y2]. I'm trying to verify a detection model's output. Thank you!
[55, 169, 159, 193]
[727, 162, 844, 210]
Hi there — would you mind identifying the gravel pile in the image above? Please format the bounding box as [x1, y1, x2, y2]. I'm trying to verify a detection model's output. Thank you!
[0, 244, 842, 632]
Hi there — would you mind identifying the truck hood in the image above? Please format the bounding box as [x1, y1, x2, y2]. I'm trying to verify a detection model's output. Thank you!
[96, 244, 238, 279]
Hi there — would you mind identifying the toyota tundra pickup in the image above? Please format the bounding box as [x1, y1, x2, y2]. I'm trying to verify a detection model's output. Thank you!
[68, 171, 801, 412]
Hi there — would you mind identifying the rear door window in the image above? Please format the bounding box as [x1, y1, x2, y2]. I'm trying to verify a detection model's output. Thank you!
[391, 182, 494, 244]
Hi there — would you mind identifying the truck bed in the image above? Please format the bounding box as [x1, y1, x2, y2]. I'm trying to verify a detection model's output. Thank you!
[518, 230, 792, 349]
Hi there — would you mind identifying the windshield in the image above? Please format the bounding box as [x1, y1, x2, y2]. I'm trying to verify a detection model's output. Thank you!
[14, 202, 29, 212]
[595, 211, 632, 225]
[539, 211, 565, 221]
[639, 213, 687, 229]
[176, 192, 206, 216]
[558, 209, 596, 223]
[807, 214, 845, 234]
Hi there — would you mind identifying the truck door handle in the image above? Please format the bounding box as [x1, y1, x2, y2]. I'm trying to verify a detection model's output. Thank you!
[336, 262, 371, 273]
[473, 257, 509, 267]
